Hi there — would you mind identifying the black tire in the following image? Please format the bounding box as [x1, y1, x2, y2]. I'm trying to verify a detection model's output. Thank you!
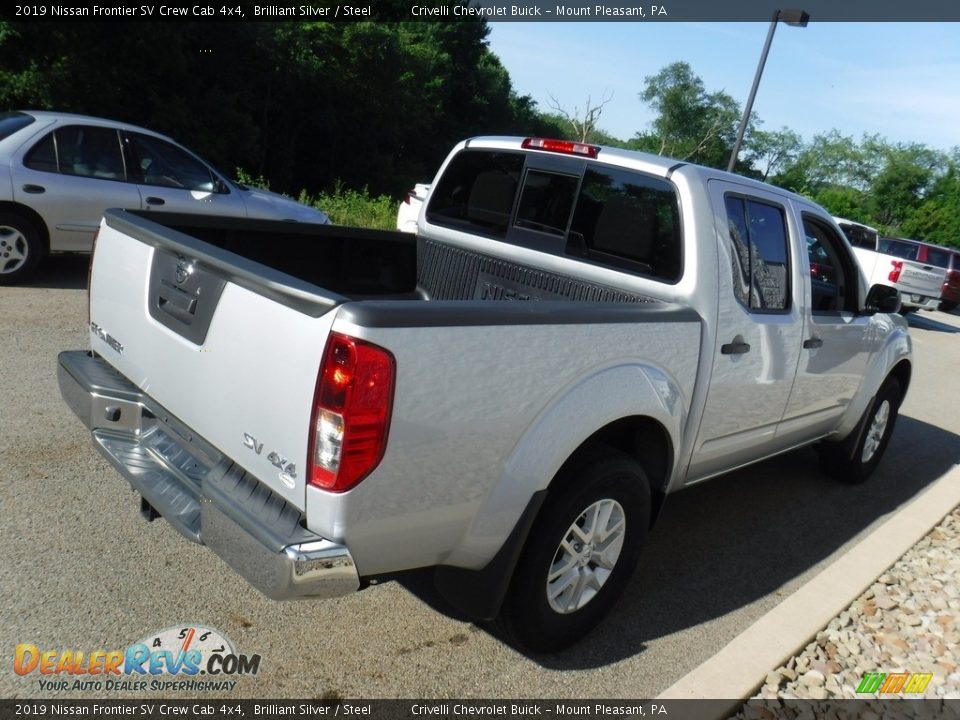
[939, 300, 958, 313]
[898, 306, 916, 316]
[497, 445, 650, 653]
[0, 212, 43, 285]
[820, 379, 901, 484]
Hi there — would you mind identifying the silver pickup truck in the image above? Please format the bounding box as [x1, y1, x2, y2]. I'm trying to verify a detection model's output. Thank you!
[59, 137, 911, 652]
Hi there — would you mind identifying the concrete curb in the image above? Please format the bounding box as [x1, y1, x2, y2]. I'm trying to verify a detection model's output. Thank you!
[656, 463, 960, 704]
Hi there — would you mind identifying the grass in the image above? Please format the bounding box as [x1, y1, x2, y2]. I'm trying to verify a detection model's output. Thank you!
[236, 169, 397, 230]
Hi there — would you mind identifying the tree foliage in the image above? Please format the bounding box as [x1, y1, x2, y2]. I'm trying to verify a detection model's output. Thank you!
[0, 18, 543, 197]
[631, 61, 740, 168]
[630, 62, 959, 248]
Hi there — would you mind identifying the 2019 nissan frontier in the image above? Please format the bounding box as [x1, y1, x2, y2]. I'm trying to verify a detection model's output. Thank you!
[59, 137, 911, 651]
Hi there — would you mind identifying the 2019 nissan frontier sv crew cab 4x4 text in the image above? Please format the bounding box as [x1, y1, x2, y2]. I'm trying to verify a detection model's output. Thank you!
[59, 137, 911, 652]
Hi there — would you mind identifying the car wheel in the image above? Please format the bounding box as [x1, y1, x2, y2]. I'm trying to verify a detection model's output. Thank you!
[939, 300, 958, 313]
[820, 378, 901, 485]
[497, 445, 650, 653]
[0, 213, 43, 285]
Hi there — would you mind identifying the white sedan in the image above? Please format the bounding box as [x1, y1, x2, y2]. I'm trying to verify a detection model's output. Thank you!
[0, 110, 330, 284]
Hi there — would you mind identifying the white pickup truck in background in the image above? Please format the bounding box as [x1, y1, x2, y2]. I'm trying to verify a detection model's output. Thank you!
[834, 216, 946, 312]
[60, 137, 911, 652]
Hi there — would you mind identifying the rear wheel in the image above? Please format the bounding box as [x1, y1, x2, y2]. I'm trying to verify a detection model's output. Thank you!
[0, 213, 43, 285]
[498, 446, 650, 653]
[820, 378, 901, 484]
[939, 300, 958, 313]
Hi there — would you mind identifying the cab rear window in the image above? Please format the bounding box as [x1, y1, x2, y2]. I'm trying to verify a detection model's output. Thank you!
[426, 148, 682, 283]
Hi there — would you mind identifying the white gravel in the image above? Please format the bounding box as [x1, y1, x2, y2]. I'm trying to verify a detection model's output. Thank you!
[732, 506, 960, 717]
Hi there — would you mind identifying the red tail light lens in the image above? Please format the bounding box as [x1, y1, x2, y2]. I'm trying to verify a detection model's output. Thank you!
[308, 333, 395, 493]
[522, 137, 600, 158]
[889, 260, 903, 283]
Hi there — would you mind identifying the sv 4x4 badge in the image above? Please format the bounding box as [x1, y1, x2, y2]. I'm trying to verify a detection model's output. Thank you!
[242, 432, 297, 488]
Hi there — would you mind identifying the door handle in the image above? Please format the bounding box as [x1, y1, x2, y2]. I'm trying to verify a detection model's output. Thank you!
[22, 184, 45, 194]
[720, 339, 751, 355]
[145, 196, 165, 206]
[803, 337, 824, 349]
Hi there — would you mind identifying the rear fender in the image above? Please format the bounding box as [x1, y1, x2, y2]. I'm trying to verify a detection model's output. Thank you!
[442, 362, 685, 571]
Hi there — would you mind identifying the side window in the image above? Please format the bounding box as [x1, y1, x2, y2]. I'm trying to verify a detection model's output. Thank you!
[425, 150, 525, 237]
[803, 215, 858, 314]
[838, 222, 877, 250]
[128, 133, 217, 191]
[724, 195, 790, 311]
[26, 126, 125, 179]
[568, 167, 682, 282]
[24, 132, 58, 173]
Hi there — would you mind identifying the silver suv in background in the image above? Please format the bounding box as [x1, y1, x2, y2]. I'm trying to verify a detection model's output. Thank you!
[0, 111, 330, 284]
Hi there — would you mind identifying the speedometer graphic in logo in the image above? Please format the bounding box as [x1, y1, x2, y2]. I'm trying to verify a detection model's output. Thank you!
[134, 625, 234, 673]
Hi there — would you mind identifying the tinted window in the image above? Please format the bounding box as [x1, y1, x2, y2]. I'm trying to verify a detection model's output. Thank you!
[878, 238, 919, 261]
[426, 150, 524, 237]
[804, 216, 858, 314]
[24, 127, 129, 178]
[55, 126, 125, 180]
[724, 196, 790, 311]
[514, 170, 578, 236]
[128, 133, 216, 191]
[838, 222, 877, 250]
[568, 167, 681, 281]
[0, 111, 35, 141]
[23, 132, 58, 173]
[923, 246, 952, 269]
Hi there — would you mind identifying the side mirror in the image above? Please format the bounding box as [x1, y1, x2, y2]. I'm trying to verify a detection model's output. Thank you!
[863, 283, 901, 315]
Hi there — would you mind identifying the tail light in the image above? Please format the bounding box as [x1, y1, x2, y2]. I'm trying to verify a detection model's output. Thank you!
[308, 333, 395, 493]
[888, 260, 902, 283]
[86, 226, 100, 323]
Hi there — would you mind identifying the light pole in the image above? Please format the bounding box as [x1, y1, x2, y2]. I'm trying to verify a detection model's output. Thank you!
[727, 8, 809, 173]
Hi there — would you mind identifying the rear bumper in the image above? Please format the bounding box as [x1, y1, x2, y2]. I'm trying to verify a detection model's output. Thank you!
[900, 293, 940, 311]
[57, 350, 360, 601]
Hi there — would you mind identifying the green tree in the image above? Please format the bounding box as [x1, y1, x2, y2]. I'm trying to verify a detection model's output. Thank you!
[634, 61, 741, 168]
[743, 126, 802, 181]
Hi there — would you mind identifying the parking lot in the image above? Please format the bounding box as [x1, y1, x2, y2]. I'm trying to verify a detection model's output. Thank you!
[2, 254, 959, 700]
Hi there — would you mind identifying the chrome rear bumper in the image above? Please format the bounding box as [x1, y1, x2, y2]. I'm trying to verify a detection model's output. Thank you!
[57, 350, 360, 601]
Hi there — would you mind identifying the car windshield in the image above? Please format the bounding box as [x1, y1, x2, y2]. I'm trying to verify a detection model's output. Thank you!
[0, 111, 35, 141]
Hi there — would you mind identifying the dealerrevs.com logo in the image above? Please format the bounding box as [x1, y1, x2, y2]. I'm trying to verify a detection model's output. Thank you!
[14, 625, 261, 693]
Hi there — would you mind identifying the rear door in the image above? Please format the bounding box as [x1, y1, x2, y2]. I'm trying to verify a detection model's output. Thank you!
[88, 213, 342, 510]
[12, 124, 142, 251]
[688, 181, 804, 481]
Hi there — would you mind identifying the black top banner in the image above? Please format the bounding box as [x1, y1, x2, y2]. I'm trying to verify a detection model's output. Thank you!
[2, 0, 960, 22]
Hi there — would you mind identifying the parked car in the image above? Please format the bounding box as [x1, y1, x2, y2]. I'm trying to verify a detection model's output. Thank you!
[396, 183, 430, 232]
[0, 110, 330, 284]
[916, 242, 960, 312]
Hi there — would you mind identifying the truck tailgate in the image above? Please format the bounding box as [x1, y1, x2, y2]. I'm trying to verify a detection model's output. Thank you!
[88, 212, 343, 511]
[894, 259, 946, 297]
